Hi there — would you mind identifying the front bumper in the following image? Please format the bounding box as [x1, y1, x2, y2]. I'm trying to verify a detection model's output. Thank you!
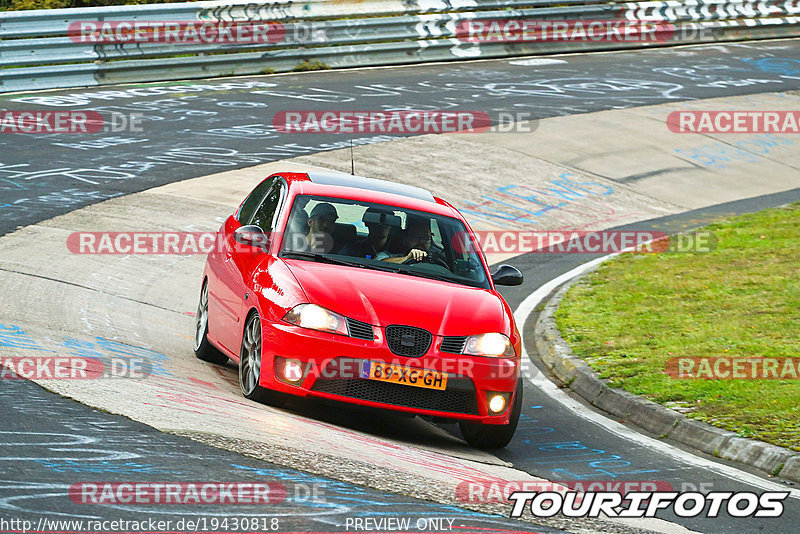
[259, 321, 520, 424]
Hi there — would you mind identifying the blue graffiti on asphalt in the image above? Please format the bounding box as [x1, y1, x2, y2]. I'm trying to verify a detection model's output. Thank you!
[231, 464, 493, 518]
[0, 178, 29, 192]
[742, 58, 800, 78]
[460, 174, 614, 228]
[0, 323, 173, 377]
[515, 411, 659, 480]
[0, 324, 56, 352]
[675, 134, 795, 170]
[33, 459, 181, 474]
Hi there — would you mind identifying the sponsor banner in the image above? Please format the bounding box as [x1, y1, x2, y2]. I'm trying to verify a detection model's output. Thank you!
[0, 356, 153, 380]
[455, 19, 676, 44]
[69, 482, 287, 505]
[456, 480, 674, 503]
[508, 490, 789, 518]
[68, 21, 286, 44]
[667, 357, 800, 380]
[667, 111, 800, 134]
[454, 231, 717, 254]
[273, 111, 493, 134]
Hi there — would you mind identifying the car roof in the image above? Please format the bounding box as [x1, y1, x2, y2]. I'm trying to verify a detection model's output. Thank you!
[306, 172, 435, 202]
[278, 172, 458, 217]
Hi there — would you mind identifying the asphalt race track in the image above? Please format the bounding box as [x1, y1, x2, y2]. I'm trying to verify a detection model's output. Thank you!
[2, 41, 800, 235]
[0, 378, 559, 534]
[2, 39, 800, 534]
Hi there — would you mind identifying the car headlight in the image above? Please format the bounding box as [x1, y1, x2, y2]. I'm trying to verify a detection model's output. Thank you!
[283, 304, 348, 336]
[463, 333, 516, 358]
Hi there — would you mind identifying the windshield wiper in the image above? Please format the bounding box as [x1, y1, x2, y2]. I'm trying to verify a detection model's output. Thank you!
[281, 251, 396, 273]
[281, 251, 365, 268]
[397, 269, 462, 285]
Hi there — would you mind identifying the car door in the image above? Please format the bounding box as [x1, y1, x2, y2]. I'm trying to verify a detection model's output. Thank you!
[208, 176, 278, 353]
[219, 178, 287, 354]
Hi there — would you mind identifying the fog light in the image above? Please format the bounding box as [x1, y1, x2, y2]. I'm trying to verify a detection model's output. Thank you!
[488, 394, 507, 414]
[283, 360, 304, 382]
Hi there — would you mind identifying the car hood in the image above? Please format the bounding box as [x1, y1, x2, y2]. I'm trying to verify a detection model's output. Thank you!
[282, 259, 507, 335]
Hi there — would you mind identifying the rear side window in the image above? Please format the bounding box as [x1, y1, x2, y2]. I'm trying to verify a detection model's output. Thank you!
[237, 177, 276, 224]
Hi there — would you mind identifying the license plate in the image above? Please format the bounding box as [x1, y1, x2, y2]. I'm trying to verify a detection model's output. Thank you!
[360, 361, 447, 391]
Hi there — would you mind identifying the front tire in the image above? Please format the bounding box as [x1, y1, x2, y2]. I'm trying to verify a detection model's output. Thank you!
[459, 379, 523, 449]
[239, 312, 285, 406]
[194, 280, 229, 365]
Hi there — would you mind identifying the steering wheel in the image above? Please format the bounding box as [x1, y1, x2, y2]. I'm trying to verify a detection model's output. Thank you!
[403, 254, 449, 269]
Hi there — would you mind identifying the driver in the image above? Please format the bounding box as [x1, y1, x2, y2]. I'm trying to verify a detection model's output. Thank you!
[376, 216, 431, 264]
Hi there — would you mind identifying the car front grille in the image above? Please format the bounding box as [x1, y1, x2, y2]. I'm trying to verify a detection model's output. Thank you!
[346, 317, 375, 340]
[440, 336, 467, 354]
[385, 325, 432, 357]
[311, 377, 479, 415]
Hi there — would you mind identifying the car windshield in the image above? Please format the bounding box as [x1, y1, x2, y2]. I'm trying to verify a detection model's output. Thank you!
[279, 195, 490, 289]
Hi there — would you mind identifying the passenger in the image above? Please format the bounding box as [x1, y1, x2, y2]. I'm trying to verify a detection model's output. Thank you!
[376, 217, 432, 264]
[340, 207, 395, 259]
[287, 208, 309, 244]
[306, 202, 338, 253]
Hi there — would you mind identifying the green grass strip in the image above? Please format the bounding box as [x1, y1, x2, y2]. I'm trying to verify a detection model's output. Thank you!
[556, 202, 800, 451]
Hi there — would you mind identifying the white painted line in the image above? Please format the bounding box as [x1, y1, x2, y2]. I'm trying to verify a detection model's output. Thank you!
[513, 255, 800, 500]
[508, 58, 568, 66]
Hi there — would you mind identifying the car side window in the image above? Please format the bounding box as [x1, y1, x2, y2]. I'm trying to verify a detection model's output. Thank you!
[237, 177, 277, 224]
[251, 182, 285, 232]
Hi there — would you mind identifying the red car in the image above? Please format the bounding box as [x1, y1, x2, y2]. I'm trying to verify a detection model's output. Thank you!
[194, 172, 525, 448]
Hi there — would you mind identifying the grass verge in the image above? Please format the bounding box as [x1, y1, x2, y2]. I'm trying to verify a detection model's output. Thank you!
[555, 203, 800, 451]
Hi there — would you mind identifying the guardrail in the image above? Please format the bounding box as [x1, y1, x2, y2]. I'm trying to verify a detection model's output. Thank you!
[1, 0, 798, 93]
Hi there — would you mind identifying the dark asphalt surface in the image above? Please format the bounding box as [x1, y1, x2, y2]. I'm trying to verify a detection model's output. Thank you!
[2, 40, 800, 534]
[2, 40, 800, 235]
[0, 379, 557, 533]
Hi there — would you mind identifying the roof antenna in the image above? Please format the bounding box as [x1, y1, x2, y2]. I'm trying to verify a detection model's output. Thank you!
[350, 138, 355, 176]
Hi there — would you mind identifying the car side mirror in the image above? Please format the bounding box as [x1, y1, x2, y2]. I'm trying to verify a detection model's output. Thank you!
[491, 264, 523, 286]
[234, 225, 270, 252]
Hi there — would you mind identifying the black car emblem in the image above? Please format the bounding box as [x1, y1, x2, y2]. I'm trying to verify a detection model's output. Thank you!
[401, 332, 416, 347]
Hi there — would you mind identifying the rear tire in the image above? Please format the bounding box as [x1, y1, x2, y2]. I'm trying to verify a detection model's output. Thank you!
[459, 379, 523, 449]
[193, 280, 229, 365]
[239, 312, 286, 407]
